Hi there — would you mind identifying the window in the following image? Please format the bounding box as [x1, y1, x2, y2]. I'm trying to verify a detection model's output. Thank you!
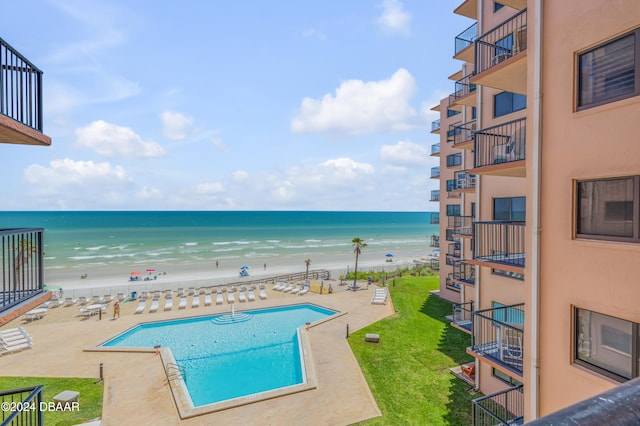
[446, 179, 456, 192]
[447, 153, 462, 167]
[446, 204, 461, 217]
[471, 106, 477, 120]
[492, 268, 524, 281]
[578, 30, 639, 110]
[494, 2, 505, 12]
[471, 202, 476, 218]
[495, 33, 514, 58]
[447, 109, 461, 117]
[576, 177, 639, 242]
[447, 126, 462, 142]
[494, 92, 526, 117]
[575, 308, 639, 382]
[493, 197, 526, 221]
[493, 368, 522, 386]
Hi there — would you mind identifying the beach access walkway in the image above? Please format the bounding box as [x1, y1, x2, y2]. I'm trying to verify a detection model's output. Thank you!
[0, 281, 394, 426]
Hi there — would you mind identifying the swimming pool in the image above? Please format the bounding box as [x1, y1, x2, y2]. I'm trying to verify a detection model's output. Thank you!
[101, 304, 336, 410]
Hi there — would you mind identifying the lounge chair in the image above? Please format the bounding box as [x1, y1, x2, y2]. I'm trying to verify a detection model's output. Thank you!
[461, 363, 476, 381]
[102, 295, 113, 304]
[149, 298, 159, 313]
[216, 292, 224, 305]
[298, 285, 309, 296]
[79, 307, 94, 318]
[227, 290, 235, 304]
[178, 296, 187, 309]
[204, 293, 212, 306]
[63, 297, 77, 307]
[115, 293, 126, 301]
[134, 299, 146, 314]
[0, 339, 32, 355]
[187, 287, 195, 296]
[290, 283, 301, 295]
[273, 281, 284, 291]
[164, 297, 173, 311]
[247, 288, 256, 301]
[192, 295, 200, 308]
[78, 296, 88, 305]
[259, 286, 267, 300]
[176, 288, 184, 297]
[0, 328, 25, 337]
[282, 281, 294, 292]
[238, 289, 247, 302]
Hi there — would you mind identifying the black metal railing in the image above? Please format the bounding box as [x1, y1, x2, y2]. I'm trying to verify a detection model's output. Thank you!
[451, 120, 476, 147]
[430, 234, 440, 247]
[431, 166, 440, 178]
[474, 117, 526, 169]
[473, 221, 525, 269]
[453, 171, 476, 192]
[446, 242, 461, 265]
[453, 261, 475, 285]
[431, 119, 441, 132]
[429, 212, 440, 225]
[453, 74, 477, 101]
[473, 384, 524, 426]
[429, 257, 439, 271]
[430, 190, 440, 202]
[0, 228, 45, 314]
[474, 8, 527, 75]
[455, 22, 478, 56]
[0, 385, 44, 425]
[0, 37, 44, 132]
[431, 143, 440, 155]
[452, 301, 473, 330]
[450, 215, 474, 237]
[446, 179, 461, 198]
[471, 303, 525, 374]
[446, 273, 461, 292]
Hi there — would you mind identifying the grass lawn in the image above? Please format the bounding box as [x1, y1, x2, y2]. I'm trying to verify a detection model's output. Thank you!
[350, 274, 477, 425]
[0, 376, 102, 426]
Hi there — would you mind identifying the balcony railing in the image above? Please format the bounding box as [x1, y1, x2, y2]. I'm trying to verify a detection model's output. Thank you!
[474, 8, 527, 76]
[430, 234, 440, 247]
[474, 117, 526, 170]
[446, 179, 461, 199]
[471, 303, 525, 375]
[0, 37, 44, 132]
[431, 143, 440, 156]
[429, 257, 440, 271]
[0, 385, 44, 425]
[449, 215, 474, 237]
[431, 166, 440, 178]
[473, 384, 524, 426]
[430, 190, 440, 202]
[453, 171, 476, 192]
[455, 22, 478, 56]
[473, 221, 525, 269]
[446, 242, 461, 265]
[453, 261, 475, 285]
[451, 120, 476, 147]
[452, 74, 477, 101]
[446, 273, 461, 292]
[429, 212, 440, 225]
[452, 301, 473, 331]
[0, 228, 45, 314]
[431, 119, 441, 132]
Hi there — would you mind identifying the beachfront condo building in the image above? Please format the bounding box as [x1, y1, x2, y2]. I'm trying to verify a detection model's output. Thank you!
[431, 0, 640, 423]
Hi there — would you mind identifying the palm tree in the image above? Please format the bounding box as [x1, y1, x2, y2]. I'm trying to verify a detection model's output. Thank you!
[351, 237, 367, 289]
[14, 238, 37, 284]
[305, 258, 311, 279]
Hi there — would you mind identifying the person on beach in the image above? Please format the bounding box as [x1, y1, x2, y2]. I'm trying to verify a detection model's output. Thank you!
[216, 260, 219, 268]
[264, 263, 267, 270]
[113, 301, 120, 319]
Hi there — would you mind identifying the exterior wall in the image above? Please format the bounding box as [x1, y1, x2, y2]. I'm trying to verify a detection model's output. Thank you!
[535, 0, 640, 417]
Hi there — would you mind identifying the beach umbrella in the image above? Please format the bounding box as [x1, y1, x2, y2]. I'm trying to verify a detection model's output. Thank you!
[240, 265, 250, 270]
[146, 268, 156, 273]
[385, 253, 394, 257]
[130, 271, 141, 275]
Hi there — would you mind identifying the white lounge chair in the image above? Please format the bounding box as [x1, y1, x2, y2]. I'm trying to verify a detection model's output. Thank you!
[216, 292, 223, 305]
[282, 282, 294, 292]
[134, 299, 146, 314]
[192, 295, 200, 308]
[63, 297, 77, 307]
[149, 298, 159, 313]
[298, 285, 309, 296]
[187, 287, 195, 296]
[238, 289, 247, 302]
[164, 297, 173, 311]
[273, 281, 284, 291]
[290, 283, 301, 295]
[0, 339, 32, 355]
[115, 293, 125, 301]
[0, 328, 25, 337]
[178, 296, 187, 309]
[79, 307, 94, 318]
[247, 288, 256, 301]
[259, 286, 267, 300]
[227, 291, 235, 304]
[204, 293, 212, 306]
[78, 296, 88, 305]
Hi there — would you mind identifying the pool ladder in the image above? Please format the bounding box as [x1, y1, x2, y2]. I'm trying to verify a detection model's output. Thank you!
[165, 362, 186, 383]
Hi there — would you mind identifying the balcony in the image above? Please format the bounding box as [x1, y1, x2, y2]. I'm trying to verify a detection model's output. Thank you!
[451, 171, 476, 194]
[454, 22, 477, 63]
[429, 257, 440, 271]
[472, 117, 526, 177]
[452, 301, 473, 333]
[431, 119, 441, 133]
[472, 9, 527, 94]
[448, 215, 473, 238]
[446, 179, 462, 199]
[430, 166, 440, 179]
[429, 212, 440, 225]
[446, 242, 461, 265]
[0, 228, 45, 314]
[473, 385, 524, 426]
[431, 143, 440, 157]
[449, 74, 477, 109]
[430, 234, 440, 247]
[470, 303, 524, 377]
[454, 0, 478, 20]
[450, 120, 476, 149]
[452, 261, 475, 286]
[430, 190, 440, 202]
[0, 38, 50, 146]
[0, 385, 44, 424]
[446, 273, 461, 293]
[470, 221, 525, 273]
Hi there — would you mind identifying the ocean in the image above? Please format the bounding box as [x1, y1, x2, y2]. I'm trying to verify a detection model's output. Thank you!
[0, 211, 438, 288]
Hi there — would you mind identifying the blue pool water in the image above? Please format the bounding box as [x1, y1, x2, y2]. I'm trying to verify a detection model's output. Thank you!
[102, 304, 336, 406]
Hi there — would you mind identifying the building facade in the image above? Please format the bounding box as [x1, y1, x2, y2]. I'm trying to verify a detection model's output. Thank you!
[432, 0, 640, 423]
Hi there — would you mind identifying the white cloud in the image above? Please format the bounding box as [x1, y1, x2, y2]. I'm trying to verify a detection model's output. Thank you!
[380, 140, 429, 167]
[195, 182, 225, 194]
[212, 137, 230, 152]
[76, 120, 166, 159]
[376, 0, 412, 36]
[232, 170, 249, 181]
[161, 110, 195, 141]
[291, 68, 425, 134]
[301, 28, 327, 40]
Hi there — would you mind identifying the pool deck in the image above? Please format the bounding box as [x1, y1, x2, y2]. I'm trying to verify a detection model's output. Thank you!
[0, 282, 395, 425]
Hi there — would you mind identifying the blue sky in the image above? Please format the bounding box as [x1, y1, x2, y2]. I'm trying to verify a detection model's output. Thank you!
[2, 0, 469, 211]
